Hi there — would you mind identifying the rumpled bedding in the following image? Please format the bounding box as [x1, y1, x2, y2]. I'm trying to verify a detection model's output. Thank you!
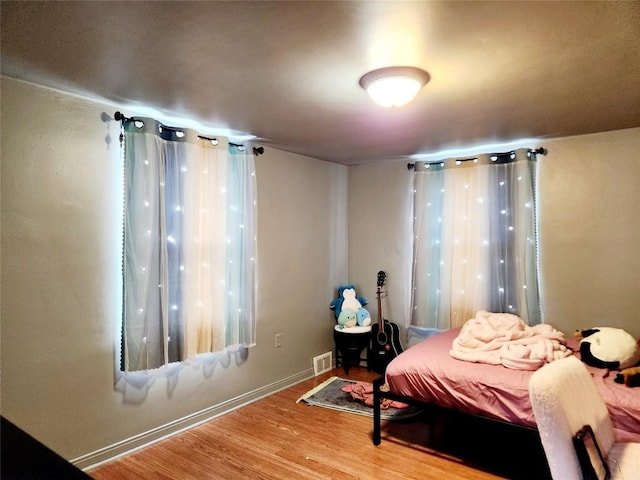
[450, 310, 572, 370]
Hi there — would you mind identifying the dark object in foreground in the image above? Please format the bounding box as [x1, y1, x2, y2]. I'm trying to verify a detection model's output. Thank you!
[1, 416, 91, 479]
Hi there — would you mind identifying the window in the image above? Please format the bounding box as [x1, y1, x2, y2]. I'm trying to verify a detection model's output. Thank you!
[411, 148, 541, 329]
[120, 117, 257, 372]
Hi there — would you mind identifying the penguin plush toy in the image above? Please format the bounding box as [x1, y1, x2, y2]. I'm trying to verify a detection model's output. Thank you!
[576, 327, 640, 370]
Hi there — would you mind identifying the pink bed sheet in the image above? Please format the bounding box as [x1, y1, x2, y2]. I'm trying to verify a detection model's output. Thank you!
[385, 328, 640, 442]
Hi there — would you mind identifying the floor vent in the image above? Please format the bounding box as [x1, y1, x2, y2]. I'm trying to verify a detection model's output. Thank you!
[313, 351, 333, 376]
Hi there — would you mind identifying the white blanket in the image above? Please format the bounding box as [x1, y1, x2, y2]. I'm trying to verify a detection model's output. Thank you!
[450, 310, 572, 370]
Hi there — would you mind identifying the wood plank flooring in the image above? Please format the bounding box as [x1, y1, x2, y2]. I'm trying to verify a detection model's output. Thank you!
[89, 367, 550, 480]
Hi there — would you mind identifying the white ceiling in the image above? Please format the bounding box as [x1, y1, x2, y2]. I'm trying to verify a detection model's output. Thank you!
[2, 1, 639, 165]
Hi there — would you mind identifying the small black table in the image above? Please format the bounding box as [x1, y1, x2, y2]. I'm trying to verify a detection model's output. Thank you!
[333, 326, 371, 374]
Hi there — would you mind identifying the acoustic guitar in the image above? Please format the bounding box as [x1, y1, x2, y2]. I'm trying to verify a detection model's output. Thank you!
[368, 270, 403, 374]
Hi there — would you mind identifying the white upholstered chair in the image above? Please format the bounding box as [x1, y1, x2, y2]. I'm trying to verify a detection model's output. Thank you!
[529, 355, 639, 480]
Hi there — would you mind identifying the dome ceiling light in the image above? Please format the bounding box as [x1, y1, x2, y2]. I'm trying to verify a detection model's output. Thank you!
[359, 66, 430, 108]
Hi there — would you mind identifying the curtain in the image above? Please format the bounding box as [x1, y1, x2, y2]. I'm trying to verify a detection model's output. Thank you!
[121, 117, 257, 372]
[411, 148, 541, 330]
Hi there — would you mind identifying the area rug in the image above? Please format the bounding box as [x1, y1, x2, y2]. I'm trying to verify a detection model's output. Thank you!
[296, 376, 422, 421]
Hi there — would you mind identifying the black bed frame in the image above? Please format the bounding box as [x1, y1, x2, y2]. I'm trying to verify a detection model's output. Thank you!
[371, 375, 538, 446]
[371, 376, 553, 480]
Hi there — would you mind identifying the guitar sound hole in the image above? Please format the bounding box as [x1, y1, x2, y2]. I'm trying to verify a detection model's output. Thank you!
[377, 332, 388, 345]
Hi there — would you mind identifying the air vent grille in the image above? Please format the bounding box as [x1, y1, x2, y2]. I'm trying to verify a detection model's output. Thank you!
[313, 352, 332, 376]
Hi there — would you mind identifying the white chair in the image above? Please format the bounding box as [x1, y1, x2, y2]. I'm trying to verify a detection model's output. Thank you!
[529, 355, 639, 480]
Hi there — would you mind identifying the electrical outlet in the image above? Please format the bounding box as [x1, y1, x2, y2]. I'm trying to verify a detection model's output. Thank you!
[274, 333, 282, 348]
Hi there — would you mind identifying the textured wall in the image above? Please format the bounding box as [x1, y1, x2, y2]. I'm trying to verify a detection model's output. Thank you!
[537, 129, 640, 337]
[349, 128, 640, 339]
[0, 77, 348, 463]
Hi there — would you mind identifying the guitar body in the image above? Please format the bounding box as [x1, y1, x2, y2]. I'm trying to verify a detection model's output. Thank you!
[367, 271, 404, 374]
[368, 319, 403, 374]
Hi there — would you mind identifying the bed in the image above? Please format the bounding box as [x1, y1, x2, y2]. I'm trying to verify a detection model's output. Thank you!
[372, 327, 640, 445]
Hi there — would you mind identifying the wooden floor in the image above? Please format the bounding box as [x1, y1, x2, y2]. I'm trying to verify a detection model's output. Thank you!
[89, 367, 550, 480]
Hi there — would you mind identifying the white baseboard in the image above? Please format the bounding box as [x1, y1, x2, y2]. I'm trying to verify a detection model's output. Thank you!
[75, 368, 314, 471]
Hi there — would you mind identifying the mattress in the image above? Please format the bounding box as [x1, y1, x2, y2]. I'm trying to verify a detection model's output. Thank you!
[384, 328, 640, 442]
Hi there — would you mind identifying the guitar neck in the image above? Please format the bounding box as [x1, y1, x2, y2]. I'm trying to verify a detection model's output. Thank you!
[376, 286, 383, 329]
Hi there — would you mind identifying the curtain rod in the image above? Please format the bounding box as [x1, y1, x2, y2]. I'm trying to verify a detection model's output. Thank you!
[113, 111, 264, 156]
[406, 147, 547, 171]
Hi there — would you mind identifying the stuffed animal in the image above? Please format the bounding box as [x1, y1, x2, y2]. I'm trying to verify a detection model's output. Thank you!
[614, 366, 640, 387]
[575, 327, 640, 370]
[356, 307, 371, 327]
[337, 309, 357, 329]
[341, 288, 363, 311]
[330, 285, 368, 320]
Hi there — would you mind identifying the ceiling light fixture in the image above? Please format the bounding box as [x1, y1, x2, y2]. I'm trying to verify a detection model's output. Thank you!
[359, 66, 430, 108]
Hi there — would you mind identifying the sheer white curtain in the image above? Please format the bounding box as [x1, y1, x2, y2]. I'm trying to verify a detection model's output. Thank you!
[121, 117, 257, 372]
[411, 149, 541, 330]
